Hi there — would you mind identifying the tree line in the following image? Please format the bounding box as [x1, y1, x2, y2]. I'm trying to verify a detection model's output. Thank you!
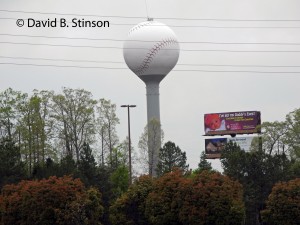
[0, 87, 124, 176]
[0, 87, 190, 224]
[0, 87, 300, 225]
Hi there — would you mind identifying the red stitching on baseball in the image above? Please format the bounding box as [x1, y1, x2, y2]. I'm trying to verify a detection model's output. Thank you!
[128, 21, 152, 36]
[133, 38, 178, 75]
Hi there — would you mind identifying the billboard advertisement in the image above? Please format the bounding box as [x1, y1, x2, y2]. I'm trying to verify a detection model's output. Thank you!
[204, 111, 261, 136]
[205, 137, 254, 158]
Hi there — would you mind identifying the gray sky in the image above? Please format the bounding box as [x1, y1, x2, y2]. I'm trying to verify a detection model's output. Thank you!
[1, 0, 300, 171]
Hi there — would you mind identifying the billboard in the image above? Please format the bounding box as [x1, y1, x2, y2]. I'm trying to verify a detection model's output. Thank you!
[204, 111, 261, 136]
[205, 137, 254, 158]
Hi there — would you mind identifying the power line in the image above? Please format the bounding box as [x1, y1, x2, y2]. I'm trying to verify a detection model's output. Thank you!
[0, 62, 125, 69]
[0, 61, 299, 73]
[174, 69, 300, 73]
[1, 33, 300, 46]
[179, 63, 300, 68]
[0, 55, 124, 64]
[1, 41, 300, 53]
[0, 9, 145, 20]
[1, 55, 300, 68]
[1, 9, 300, 22]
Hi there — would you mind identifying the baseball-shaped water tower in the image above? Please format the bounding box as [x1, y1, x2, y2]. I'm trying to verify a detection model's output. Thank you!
[123, 20, 180, 176]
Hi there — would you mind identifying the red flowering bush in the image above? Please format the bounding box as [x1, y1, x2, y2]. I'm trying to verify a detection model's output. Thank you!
[0, 176, 103, 225]
[179, 171, 244, 225]
[145, 170, 245, 225]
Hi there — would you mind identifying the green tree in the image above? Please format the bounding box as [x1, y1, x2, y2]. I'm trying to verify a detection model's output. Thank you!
[17, 95, 50, 175]
[285, 108, 300, 159]
[58, 154, 79, 177]
[221, 141, 294, 225]
[78, 142, 98, 186]
[31, 157, 60, 179]
[0, 88, 26, 140]
[51, 87, 97, 162]
[0, 138, 25, 188]
[196, 151, 212, 173]
[261, 178, 300, 225]
[260, 121, 288, 155]
[96, 165, 114, 225]
[109, 165, 129, 202]
[138, 120, 164, 175]
[96, 98, 120, 167]
[110, 138, 132, 170]
[156, 141, 189, 176]
[110, 175, 154, 225]
[31, 90, 56, 164]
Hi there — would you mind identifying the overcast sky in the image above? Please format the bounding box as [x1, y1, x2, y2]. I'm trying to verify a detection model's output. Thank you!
[1, 0, 300, 171]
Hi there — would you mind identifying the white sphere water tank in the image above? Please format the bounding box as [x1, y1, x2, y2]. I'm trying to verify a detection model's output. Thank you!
[123, 20, 180, 81]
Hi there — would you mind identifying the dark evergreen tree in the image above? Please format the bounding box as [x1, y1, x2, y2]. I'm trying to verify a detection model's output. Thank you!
[78, 142, 97, 186]
[58, 154, 78, 177]
[96, 165, 112, 225]
[32, 158, 60, 179]
[156, 141, 189, 176]
[0, 138, 25, 188]
[196, 151, 212, 173]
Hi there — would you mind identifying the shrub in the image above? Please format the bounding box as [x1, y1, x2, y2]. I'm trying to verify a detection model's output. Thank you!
[110, 175, 154, 225]
[0, 176, 103, 225]
[261, 178, 300, 225]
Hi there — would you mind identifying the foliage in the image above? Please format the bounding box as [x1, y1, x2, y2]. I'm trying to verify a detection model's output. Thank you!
[58, 154, 79, 177]
[195, 151, 212, 173]
[144, 169, 244, 225]
[32, 157, 60, 179]
[2, 87, 300, 225]
[261, 178, 300, 225]
[84, 187, 105, 225]
[109, 175, 154, 225]
[0, 88, 26, 140]
[260, 121, 288, 155]
[221, 141, 295, 225]
[258, 109, 300, 164]
[96, 98, 120, 167]
[179, 171, 245, 225]
[0, 176, 103, 225]
[156, 141, 189, 176]
[285, 108, 300, 159]
[78, 142, 98, 186]
[109, 144, 130, 171]
[50, 87, 97, 162]
[145, 169, 186, 225]
[0, 138, 25, 188]
[138, 119, 164, 176]
[109, 165, 129, 201]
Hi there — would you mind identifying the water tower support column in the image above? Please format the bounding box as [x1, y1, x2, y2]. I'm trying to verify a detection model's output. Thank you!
[145, 81, 161, 176]
[146, 81, 160, 123]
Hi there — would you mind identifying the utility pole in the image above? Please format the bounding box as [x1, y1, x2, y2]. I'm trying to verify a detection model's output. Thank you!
[121, 105, 136, 184]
